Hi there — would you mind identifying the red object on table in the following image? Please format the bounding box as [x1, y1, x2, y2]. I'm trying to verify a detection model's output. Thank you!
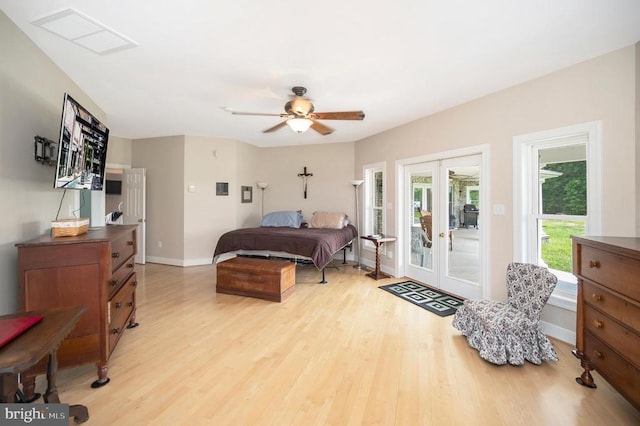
[0, 315, 43, 348]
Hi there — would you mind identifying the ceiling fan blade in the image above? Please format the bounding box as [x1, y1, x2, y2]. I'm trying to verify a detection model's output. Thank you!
[263, 121, 288, 133]
[311, 111, 365, 120]
[310, 120, 334, 135]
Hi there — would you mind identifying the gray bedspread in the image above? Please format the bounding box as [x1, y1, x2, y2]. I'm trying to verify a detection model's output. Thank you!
[213, 224, 357, 270]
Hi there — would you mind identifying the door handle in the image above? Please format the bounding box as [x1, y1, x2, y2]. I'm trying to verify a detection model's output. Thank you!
[138, 218, 145, 223]
[439, 232, 445, 238]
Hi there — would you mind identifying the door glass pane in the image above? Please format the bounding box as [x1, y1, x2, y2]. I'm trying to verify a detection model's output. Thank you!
[409, 170, 433, 269]
[447, 165, 480, 283]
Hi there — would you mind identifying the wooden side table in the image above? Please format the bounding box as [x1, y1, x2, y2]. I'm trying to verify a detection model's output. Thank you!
[360, 235, 396, 280]
[0, 306, 89, 423]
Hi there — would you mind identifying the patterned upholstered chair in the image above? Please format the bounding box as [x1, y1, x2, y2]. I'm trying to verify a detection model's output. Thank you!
[452, 262, 558, 365]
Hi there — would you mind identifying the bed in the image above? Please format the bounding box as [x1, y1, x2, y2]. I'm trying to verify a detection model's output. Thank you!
[213, 211, 358, 283]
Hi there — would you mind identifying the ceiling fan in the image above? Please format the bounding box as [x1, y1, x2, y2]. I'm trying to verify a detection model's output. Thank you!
[229, 86, 365, 135]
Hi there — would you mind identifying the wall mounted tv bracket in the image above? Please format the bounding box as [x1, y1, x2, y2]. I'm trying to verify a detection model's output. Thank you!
[34, 135, 58, 166]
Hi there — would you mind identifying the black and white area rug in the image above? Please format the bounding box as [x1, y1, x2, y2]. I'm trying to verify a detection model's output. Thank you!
[379, 281, 465, 317]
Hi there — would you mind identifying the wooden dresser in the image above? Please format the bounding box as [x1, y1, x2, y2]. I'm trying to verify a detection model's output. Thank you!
[16, 225, 139, 392]
[572, 236, 640, 411]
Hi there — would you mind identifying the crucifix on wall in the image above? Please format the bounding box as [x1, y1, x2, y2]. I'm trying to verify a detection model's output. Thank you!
[297, 166, 313, 199]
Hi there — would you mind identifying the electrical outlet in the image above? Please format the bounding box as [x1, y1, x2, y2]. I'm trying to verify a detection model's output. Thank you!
[158, 241, 163, 248]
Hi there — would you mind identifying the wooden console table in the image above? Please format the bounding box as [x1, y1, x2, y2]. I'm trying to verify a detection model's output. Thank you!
[360, 235, 396, 280]
[0, 306, 89, 423]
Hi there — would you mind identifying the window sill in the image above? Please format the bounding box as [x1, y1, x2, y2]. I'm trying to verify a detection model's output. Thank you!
[548, 279, 577, 312]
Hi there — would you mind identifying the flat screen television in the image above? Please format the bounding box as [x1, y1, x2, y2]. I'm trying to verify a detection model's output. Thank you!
[54, 93, 109, 191]
[105, 179, 122, 194]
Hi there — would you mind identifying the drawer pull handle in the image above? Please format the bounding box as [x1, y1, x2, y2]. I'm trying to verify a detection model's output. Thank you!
[127, 263, 134, 268]
[593, 350, 603, 359]
[593, 320, 603, 328]
[588, 260, 600, 268]
[110, 279, 119, 286]
[112, 328, 121, 335]
[132, 280, 138, 287]
[112, 252, 120, 259]
[127, 240, 134, 246]
[591, 293, 603, 302]
[127, 302, 134, 307]
[115, 302, 122, 309]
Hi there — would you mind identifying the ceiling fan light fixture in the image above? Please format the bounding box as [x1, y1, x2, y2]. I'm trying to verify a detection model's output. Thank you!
[290, 98, 313, 115]
[287, 118, 313, 133]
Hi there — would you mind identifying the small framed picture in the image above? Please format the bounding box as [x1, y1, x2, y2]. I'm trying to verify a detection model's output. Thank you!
[216, 182, 229, 196]
[241, 186, 252, 203]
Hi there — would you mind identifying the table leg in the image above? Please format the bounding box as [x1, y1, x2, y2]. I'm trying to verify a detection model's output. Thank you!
[365, 242, 390, 280]
[43, 351, 59, 403]
[20, 374, 40, 402]
[1, 373, 19, 403]
[43, 351, 90, 423]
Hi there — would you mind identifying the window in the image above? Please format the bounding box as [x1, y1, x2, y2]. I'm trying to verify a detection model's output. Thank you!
[412, 182, 432, 225]
[364, 163, 385, 238]
[513, 122, 601, 310]
[466, 186, 479, 207]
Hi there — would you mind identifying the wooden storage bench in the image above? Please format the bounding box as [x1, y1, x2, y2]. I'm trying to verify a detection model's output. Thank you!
[216, 257, 296, 302]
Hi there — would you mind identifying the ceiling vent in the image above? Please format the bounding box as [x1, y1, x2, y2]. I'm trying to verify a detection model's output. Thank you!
[32, 8, 138, 55]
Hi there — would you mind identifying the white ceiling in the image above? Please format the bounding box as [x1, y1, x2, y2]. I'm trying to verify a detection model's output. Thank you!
[2, 1, 640, 148]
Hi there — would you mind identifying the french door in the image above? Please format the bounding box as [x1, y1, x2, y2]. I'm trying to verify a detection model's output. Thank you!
[404, 155, 482, 299]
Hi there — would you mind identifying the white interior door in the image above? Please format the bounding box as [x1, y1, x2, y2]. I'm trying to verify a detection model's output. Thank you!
[404, 155, 483, 300]
[123, 168, 146, 264]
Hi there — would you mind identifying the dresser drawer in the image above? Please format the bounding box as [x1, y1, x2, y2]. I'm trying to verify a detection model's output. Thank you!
[583, 280, 640, 333]
[108, 255, 136, 298]
[579, 245, 640, 300]
[111, 230, 136, 273]
[584, 304, 640, 368]
[108, 273, 136, 352]
[584, 332, 640, 409]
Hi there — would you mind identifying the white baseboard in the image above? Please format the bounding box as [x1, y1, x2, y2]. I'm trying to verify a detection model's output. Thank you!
[540, 320, 575, 345]
[184, 258, 214, 266]
[145, 256, 185, 266]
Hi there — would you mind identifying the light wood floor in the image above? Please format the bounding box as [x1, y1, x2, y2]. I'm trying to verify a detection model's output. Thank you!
[47, 261, 639, 425]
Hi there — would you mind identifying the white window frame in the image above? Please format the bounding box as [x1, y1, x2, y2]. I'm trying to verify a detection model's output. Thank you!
[363, 162, 386, 252]
[513, 121, 602, 311]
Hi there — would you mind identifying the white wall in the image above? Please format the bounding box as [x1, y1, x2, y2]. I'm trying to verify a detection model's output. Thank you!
[183, 136, 249, 265]
[1, 6, 638, 343]
[258, 143, 356, 223]
[0, 12, 107, 315]
[131, 137, 355, 266]
[354, 43, 638, 338]
[132, 136, 186, 264]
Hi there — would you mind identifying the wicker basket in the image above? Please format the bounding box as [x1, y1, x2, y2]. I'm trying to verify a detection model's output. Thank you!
[51, 218, 90, 237]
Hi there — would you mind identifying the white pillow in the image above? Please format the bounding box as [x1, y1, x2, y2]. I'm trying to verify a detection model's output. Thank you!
[308, 211, 348, 229]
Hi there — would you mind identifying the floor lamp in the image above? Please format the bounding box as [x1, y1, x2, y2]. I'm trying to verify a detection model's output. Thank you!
[351, 179, 364, 269]
[257, 181, 269, 217]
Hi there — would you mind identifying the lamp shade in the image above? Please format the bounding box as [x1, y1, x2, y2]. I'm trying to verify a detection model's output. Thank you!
[257, 181, 269, 189]
[350, 179, 364, 187]
[286, 118, 313, 133]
